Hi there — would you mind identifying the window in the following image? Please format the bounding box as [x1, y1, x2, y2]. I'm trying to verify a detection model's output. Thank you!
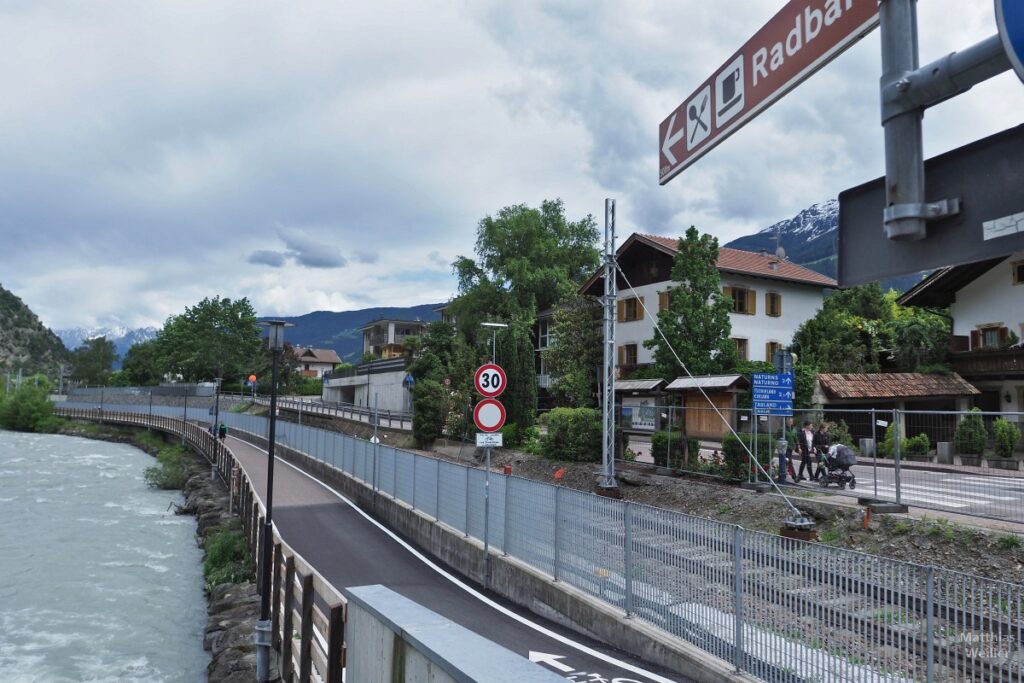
[972, 326, 1009, 349]
[765, 341, 782, 362]
[1014, 260, 1024, 285]
[617, 296, 644, 322]
[765, 292, 782, 317]
[733, 338, 748, 361]
[658, 290, 671, 311]
[618, 343, 638, 367]
[724, 286, 756, 315]
[537, 319, 551, 349]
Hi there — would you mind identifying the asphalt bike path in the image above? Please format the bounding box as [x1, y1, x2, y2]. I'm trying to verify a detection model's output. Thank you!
[227, 436, 690, 683]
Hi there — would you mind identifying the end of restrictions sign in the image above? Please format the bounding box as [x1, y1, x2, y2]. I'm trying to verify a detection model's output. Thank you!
[659, 0, 878, 184]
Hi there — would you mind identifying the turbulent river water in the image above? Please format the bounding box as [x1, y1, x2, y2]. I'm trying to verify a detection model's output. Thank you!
[0, 430, 209, 682]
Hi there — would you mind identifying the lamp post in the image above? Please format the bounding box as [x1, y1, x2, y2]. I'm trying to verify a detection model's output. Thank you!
[479, 321, 507, 589]
[255, 319, 293, 682]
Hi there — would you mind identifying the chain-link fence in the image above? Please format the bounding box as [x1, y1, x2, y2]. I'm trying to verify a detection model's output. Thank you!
[58, 398, 1024, 682]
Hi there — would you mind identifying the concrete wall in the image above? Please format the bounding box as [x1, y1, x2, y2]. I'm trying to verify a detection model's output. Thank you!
[344, 585, 566, 682]
[616, 275, 827, 366]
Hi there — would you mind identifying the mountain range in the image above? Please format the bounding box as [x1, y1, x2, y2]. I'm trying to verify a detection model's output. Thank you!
[0, 283, 70, 377]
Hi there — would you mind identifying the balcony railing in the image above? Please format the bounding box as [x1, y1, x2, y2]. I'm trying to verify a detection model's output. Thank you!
[950, 347, 1024, 377]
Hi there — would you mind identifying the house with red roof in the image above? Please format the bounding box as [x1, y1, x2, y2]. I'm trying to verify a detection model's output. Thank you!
[574, 233, 837, 374]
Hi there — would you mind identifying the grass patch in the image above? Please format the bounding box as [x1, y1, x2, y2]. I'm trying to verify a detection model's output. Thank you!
[143, 445, 189, 490]
[996, 534, 1022, 551]
[133, 430, 165, 452]
[229, 401, 255, 413]
[818, 521, 844, 546]
[925, 518, 956, 542]
[892, 519, 914, 535]
[203, 521, 254, 588]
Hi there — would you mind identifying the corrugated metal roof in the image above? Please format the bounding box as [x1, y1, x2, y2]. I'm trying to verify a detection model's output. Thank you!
[615, 379, 666, 392]
[666, 374, 746, 391]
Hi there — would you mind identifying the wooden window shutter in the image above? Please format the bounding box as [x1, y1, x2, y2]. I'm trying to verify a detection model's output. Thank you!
[1000, 327, 1010, 345]
[970, 330, 982, 349]
[765, 342, 771, 361]
[638, 296, 645, 320]
[723, 286, 732, 299]
[617, 345, 626, 365]
[617, 300, 626, 322]
[776, 293, 782, 317]
[659, 291, 669, 310]
[747, 289, 756, 315]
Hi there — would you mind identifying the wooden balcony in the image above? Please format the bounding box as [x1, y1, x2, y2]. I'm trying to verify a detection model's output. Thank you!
[950, 347, 1024, 379]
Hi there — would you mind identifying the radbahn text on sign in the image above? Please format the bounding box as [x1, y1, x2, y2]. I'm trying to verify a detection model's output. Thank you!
[659, 0, 878, 184]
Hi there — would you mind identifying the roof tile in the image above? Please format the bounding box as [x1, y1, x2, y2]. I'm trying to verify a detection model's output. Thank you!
[817, 373, 979, 400]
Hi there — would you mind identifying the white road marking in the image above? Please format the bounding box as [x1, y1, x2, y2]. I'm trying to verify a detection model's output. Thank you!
[530, 651, 576, 673]
[870, 485, 970, 508]
[241, 441, 680, 683]
[896, 482, 1015, 501]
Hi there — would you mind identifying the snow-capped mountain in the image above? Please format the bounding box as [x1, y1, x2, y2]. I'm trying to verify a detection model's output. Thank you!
[56, 326, 159, 360]
[725, 199, 925, 292]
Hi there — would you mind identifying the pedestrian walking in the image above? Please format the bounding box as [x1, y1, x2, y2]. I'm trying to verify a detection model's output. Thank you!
[813, 423, 831, 479]
[218, 422, 227, 441]
[797, 421, 816, 482]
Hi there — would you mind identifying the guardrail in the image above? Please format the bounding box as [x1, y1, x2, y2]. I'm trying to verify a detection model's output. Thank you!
[257, 396, 412, 431]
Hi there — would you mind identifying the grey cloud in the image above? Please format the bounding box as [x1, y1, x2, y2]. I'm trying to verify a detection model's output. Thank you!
[353, 250, 379, 264]
[427, 250, 449, 268]
[248, 250, 287, 267]
[279, 229, 347, 269]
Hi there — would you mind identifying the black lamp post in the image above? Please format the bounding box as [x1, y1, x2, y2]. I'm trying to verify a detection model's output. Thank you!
[255, 319, 293, 681]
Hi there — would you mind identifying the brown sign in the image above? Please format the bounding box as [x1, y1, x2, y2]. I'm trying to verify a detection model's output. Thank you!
[659, 0, 879, 185]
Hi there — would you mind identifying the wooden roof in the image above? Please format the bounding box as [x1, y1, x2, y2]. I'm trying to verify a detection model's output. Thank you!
[817, 373, 979, 400]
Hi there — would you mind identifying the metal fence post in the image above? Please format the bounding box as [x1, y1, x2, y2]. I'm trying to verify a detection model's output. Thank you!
[624, 501, 633, 617]
[893, 409, 903, 506]
[732, 526, 744, 673]
[666, 406, 673, 469]
[926, 566, 935, 683]
[871, 408, 878, 499]
[553, 486, 562, 582]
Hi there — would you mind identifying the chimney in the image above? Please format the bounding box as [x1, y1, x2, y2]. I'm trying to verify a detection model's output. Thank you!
[769, 260, 779, 272]
[758, 248, 769, 256]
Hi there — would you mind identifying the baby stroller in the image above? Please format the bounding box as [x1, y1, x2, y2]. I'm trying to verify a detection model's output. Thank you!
[817, 444, 857, 490]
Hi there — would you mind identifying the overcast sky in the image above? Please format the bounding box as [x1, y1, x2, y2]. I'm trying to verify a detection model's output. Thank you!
[2, 1, 1022, 330]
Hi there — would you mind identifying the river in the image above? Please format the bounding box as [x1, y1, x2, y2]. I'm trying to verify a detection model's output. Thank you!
[0, 430, 209, 682]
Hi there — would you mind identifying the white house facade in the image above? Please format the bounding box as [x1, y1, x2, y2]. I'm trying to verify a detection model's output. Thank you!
[900, 253, 1024, 415]
[578, 233, 837, 372]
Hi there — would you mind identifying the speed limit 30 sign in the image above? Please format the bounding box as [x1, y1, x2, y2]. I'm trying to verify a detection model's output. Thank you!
[474, 363, 507, 398]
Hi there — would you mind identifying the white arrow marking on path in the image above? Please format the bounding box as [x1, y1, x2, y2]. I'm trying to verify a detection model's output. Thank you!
[661, 112, 685, 165]
[529, 651, 575, 673]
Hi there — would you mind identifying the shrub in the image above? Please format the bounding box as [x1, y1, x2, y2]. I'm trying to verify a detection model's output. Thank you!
[0, 378, 55, 432]
[878, 422, 897, 458]
[541, 407, 602, 462]
[829, 419, 855, 447]
[143, 445, 188, 489]
[721, 432, 776, 479]
[412, 379, 446, 449]
[500, 423, 522, 448]
[650, 430, 681, 468]
[953, 408, 987, 456]
[902, 433, 931, 456]
[203, 524, 253, 588]
[993, 418, 1022, 459]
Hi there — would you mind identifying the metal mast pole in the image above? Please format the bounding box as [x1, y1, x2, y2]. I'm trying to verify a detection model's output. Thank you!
[599, 198, 618, 490]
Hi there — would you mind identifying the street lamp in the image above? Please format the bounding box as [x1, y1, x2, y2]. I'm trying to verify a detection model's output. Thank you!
[255, 319, 293, 682]
[478, 321, 507, 589]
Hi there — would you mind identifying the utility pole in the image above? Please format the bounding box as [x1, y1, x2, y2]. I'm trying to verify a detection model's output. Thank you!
[598, 198, 619, 493]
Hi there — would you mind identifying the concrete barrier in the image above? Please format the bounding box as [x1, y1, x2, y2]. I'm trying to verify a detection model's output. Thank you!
[345, 585, 565, 682]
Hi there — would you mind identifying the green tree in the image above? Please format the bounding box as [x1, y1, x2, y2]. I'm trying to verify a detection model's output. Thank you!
[644, 227, 737, 378]
[544, 287, 602, 407]
[157, 297, 262, 382]
[121, 338, 163, 385]
[449, 199, 599, 341]
[407, 322, 475, 447]
[70, 337, 117, 385]
[412, 379, 446, 448]
[496, 319, 538, 434]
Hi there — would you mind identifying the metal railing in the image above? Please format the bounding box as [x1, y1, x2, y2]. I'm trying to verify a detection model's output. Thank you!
[58, 399, 1024, 682]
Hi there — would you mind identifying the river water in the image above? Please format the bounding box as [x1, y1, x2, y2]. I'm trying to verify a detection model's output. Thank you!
[0, 430, 209, 682]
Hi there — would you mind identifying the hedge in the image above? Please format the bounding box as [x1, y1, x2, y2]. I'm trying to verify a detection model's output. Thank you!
[541, 408, 602, 462]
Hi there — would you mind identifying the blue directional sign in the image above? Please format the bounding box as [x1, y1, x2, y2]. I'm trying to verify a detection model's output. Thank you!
[997, 0, 1024, 84]
[752, 372, 794, 416]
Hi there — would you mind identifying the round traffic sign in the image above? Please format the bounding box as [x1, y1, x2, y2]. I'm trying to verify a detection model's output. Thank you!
[248, 374, 257, 383]
[997, 0, 1024, 84]
[474, 363, 507, 398]
[473, 398, 506, 433]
